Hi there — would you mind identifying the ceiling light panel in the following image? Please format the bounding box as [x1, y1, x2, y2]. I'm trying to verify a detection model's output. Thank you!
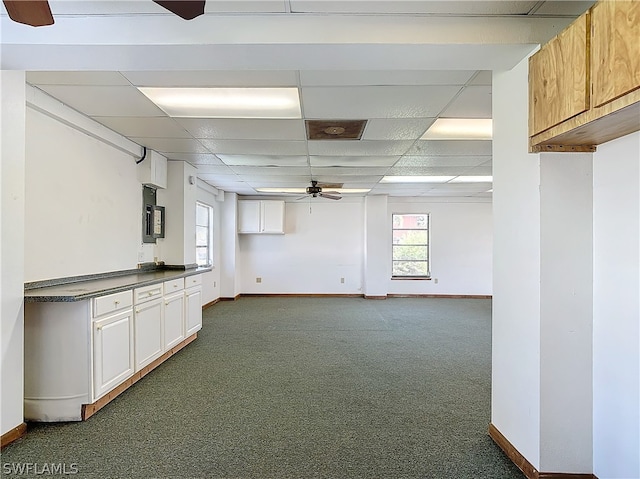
[138, 87, 302, 119]
[449, 176, 493, 183]
[421, 119, 493, 140]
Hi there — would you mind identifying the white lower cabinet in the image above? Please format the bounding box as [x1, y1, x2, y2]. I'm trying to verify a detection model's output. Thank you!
[185, 286, 203, 336]
[164, 291, 185, 349]
[133, 297, 163, 371]
[92, 308, 135, 400]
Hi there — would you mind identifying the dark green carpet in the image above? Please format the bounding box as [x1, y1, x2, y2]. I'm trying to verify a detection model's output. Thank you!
[2, 297, 523, 478]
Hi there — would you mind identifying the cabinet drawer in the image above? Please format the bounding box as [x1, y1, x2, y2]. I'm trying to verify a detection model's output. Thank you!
[164, 278, 185, 294]
[93, 291, 132, 318]
[185, 274, 202, 288]
[134, 284, 163, 304]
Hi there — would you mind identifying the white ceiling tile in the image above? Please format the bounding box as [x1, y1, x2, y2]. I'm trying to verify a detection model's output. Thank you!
[308, 140, 414, 156]
[27, 71, 130, 86]
[310, 156, 399, 167]
[230, 166, 310, 176]
[218, 155, 309, 167]
[131, 138, 209, 154]
[463, 166, 493, 176]
[120, 71, 298, 88]
[169, 153, 225, 165]
[441, 86, 492, 118]
[36, 85, 165, 117]
[395, 155, 491, 167]
[386, 166, 471, 176]
[469, 71, 492, 86]
[175, 118, 306, 140]
[299, 70, 475, 86]
[363, 118, 434, 140]
[93, 117, 192, 138]
[301, 86, 461, 119]
[310, 167, 390, 176]
[193, 165, 236, 174]
[245, 178, 315, 186]
[406, 140, 492, 156]
[199, 139, 308, 156]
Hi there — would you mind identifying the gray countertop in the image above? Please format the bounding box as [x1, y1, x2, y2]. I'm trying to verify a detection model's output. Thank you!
[24, 267, 211, 302]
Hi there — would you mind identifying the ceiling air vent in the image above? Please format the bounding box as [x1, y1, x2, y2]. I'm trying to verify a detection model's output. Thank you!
[306, 120, 367, 140]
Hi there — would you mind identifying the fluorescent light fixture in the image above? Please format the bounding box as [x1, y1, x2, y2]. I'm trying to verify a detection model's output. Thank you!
[421, 118, 492, 140]
[138, 87, 301, 118]
[449, 176, 493, 183]
[380, 176, 454, 183]
[255, 188, 371, 194]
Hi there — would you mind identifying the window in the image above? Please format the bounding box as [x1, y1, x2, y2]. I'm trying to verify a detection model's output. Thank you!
[196, 202, 213, 267]
[392, 213, 430, 278]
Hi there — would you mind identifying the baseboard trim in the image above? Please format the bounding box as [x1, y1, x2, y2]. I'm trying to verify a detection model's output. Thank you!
[241, 293, 363, 298]
[82, 333, 197, 420]
[219, 295, 240, 301]
[388, 294, 492, 299]
[488, 423, 597, 479]
[1, 422, 27, 449]
[202, 298, 220, 309]
[364, 295, 387, 300]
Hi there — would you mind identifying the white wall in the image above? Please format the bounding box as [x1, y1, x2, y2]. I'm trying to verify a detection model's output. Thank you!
[491, 55, 542, 468]
[196, 181, 222, 305]
[387, 198, 492, 296]
[593, 131, 640, 479]
[1, 71, 26, 436]
[239, 199, 365, 294]
[236, 196, 492, 296]
[24, 108, 141, 281]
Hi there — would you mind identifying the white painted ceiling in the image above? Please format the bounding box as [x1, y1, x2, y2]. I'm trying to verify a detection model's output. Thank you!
[2, 0, 594, 199]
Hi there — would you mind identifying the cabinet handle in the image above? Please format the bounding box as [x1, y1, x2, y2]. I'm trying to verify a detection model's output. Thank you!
[114, 300, 120, 305]
[135, 309, 140, 314]
[148, 292, 153, 296]
[97, 325, 103, 331]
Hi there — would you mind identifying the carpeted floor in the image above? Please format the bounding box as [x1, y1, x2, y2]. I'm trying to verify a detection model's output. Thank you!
[2, 297, 523, 478]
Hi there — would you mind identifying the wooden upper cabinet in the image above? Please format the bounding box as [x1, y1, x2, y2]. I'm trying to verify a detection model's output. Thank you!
[591, 0, 640, 108]
[529, 11, 590, 137]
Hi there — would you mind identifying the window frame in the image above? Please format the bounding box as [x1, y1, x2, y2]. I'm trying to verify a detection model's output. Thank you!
[195, 201, 213, 268]
[391, 213, 431, 280]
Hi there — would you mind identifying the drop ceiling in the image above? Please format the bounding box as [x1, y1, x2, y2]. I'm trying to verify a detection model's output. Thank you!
[2, 0, 595, 199]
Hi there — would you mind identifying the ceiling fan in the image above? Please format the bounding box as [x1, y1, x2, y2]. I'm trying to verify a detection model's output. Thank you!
[3, 0, 205, 27]
[302, 180, 343, 201]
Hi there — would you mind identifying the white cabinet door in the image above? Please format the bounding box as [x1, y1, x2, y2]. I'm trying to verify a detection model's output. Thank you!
[185, 287, 202, 336]
[93, 309, 134, 401]
[238, 200, 261, 233]
[134, 298, 163, 371]
[164, 292, 185, 350]
[261, 200, 285, 234]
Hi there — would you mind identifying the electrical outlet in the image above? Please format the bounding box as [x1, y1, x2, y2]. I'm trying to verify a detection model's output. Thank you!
[137, 251, 145, 262]
[213, 281, 216, 288]
[256, 277, 262, 283]
[340, 277, 345, 284]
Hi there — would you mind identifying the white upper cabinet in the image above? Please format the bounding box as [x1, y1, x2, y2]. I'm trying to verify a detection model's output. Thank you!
[137, 150, 168, 189]
[238, 200, 285, 234]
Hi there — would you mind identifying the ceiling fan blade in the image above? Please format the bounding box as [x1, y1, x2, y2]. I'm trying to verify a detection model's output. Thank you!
[321, 190, 341, 195]
[3, 0, 53, 26]
[317, 182, 343, 189]
[152, 0, 205, 20]
[319, 193, 342, 200]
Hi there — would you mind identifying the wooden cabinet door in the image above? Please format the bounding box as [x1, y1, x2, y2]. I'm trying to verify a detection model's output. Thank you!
[185, 287, 202, 336]
[592, 0, 640, 108]
[134, 298, 163, 371]
[164, 292, 185, 350]
[93, 309, 134, 400]
[529, 11, 590, 136]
